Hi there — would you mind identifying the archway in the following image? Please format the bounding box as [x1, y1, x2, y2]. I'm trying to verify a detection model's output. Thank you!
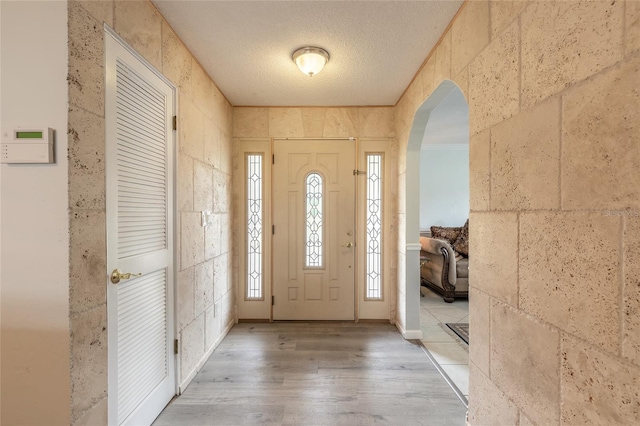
[403, 80, 469, 338]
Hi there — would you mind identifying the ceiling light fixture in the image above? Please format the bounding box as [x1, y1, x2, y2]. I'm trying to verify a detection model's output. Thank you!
[292, 46, 330, 77]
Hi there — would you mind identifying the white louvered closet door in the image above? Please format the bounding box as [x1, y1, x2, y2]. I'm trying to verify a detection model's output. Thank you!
[105, 29, 175, 426]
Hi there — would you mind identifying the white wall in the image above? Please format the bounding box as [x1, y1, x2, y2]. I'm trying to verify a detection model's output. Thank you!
[419, 145, 469, 229]
[0, 1, 70, 424]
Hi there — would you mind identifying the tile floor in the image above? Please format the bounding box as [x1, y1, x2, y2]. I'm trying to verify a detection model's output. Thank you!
[419, 286, 469, 403]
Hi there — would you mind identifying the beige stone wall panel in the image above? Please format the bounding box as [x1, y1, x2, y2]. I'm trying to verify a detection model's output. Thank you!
[420, 56, 437, 100]
[468, 19, 519, 135]
[72, 397, 107, 426]
[519, 212, 620, 352]
[490, 0, 529, 40]
[178, 97, 205, 159]
[520, 0, 624, 109]
[113, 0, 162, 70]
[193, 160, 214, 212]
[69, 58, 104, 118]
[181, 212, 205, 269]
[204, 124, 221, 168]
[469, 212, 518, 306]
[623, 216, 640, 366]
[269, 108, 305, 138]
[69, 2, 104, 66]
[468, 362, 518, 426]
[176, 266, 195, 331]
[561, 56, 640, 211]
[192, 62, 214, 119]
[211, 85, 230, 134]
[469, 287, 491, 375]
[70, 307, 107, 419]
[161, 21, 192, 97]
[627, 0, 640, 56]
[358, 107, 394, 138]
[68, 106, 106, 210]
[433, 30, 452, 88]
[177, 154, 193, 212]
[561, 334, 640, 425]
[469, 128, 490, 211]
[395, 77, 423, 137]
[451, 0, 490, 76]
[490, 301, 560, 426]
[69, 210, 107, 314]
[300, 108, 327, 137]
[453, 66, 469, 103]
[71, 0, 113, 27]
[194, 259, 215, 316]
[213, 253, 230, 303]
[179, 313, 205, 379]
[491, 96, 561, 210]
[205, 213, 223, 260]
[233, 107, 269, 138]
[323, 108, 358, 137]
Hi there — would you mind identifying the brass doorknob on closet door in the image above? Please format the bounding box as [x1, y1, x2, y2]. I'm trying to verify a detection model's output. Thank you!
[110, 269, 142, 284]
[343, 242, 354, 248]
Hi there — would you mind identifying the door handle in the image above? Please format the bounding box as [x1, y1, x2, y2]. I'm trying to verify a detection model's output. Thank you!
[110, 268, 142, 284]
[343, 242, 354, 248]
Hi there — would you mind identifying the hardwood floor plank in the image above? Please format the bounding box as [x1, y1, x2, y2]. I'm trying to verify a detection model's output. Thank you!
[153, 323, 466, 425]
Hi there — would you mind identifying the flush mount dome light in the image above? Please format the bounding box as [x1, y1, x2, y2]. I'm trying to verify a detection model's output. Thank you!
[292, 46, 330, 77]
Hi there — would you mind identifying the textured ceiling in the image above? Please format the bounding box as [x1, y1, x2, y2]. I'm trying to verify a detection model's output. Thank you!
[152, 0, 464, 107]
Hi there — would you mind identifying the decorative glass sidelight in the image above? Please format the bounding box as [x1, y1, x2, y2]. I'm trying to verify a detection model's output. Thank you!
[246, 154, 263, 299]
[366, 154, 383, 299]
[305, 172, 323, 267]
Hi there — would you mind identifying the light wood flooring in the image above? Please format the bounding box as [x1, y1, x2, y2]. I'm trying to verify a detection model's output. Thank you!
[153, 322, 467, 425]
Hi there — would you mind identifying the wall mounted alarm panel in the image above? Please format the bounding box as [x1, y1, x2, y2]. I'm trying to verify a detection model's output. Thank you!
[1, 128, 55, 164]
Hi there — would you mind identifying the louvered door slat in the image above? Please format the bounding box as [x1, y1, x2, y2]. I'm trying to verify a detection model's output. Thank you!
[117, 269, 167, 422]
[116, 58, 167, 261]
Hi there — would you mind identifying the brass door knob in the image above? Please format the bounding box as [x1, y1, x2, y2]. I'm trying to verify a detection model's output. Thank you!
[110, 269, 142, 284]
[343, 242, 354, 248]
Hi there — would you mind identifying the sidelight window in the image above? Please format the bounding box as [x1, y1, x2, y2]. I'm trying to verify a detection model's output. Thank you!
[246, 154, 263, 299]
[366, 154, 383, 299]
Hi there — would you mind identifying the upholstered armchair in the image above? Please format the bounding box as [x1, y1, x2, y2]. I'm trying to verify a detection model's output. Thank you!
[419, 220, 469, 302]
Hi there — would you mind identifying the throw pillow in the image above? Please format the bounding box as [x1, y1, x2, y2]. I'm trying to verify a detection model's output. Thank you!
[430, 226, 461, 245]
[452, 219, 469, 257]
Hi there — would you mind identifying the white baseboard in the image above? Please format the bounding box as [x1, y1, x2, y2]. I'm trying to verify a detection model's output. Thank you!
[179, 318, 235, 393]
[395, 321, 423, 340]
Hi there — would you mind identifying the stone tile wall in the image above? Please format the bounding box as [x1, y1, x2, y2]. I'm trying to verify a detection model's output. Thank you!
[67, 1, 234, 424]
[394, 1, 640, 424]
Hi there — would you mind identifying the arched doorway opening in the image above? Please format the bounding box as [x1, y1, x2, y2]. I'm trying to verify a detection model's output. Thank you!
[403, 80, 469, 400]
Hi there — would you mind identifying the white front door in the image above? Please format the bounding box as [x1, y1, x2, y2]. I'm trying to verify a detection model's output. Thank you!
[105, 29, 175, 426]
[272, 139, 355, 320]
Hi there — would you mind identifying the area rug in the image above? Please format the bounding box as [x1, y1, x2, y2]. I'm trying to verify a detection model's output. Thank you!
[446, 323, 469, 345]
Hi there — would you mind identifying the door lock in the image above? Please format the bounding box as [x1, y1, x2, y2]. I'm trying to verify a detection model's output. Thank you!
[110, 269, 142, 284]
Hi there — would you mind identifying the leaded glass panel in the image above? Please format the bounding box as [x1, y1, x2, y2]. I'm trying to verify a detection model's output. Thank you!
[247, 154, 263, 299]
[305, 172, 323, 268]
[366, 154, 383, 299]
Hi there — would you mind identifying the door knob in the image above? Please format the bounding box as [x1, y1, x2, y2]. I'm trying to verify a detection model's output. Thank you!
[343, 242, 354, 248]
[110, 269, 142, 284]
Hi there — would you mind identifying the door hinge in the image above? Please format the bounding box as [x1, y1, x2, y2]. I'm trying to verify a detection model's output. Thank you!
[353, 169, 365, 176]
[272, 154, 275, 164]
[272, 225, 275, 235]
[272, 296, 275, 306]
[172, 116, 177, 131]
[174, 339, 179, 354]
